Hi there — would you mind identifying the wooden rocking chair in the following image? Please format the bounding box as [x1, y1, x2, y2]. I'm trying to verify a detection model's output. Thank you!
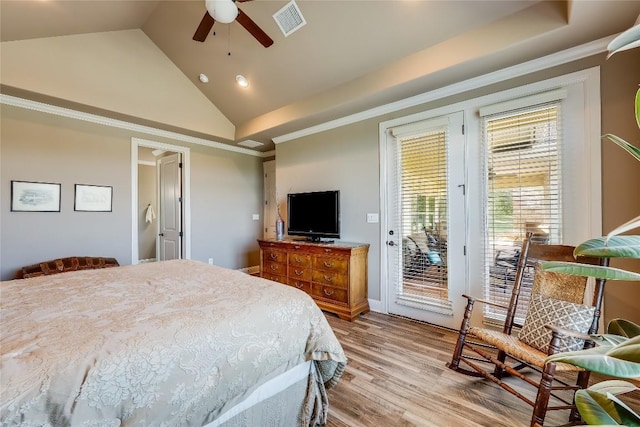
[448, 234, 608, 426]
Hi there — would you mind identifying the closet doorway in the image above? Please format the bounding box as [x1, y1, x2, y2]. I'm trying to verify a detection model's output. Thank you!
[131, 138, 191, 264]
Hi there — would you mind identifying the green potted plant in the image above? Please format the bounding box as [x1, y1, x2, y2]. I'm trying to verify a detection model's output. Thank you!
[541, 22, 640, 425]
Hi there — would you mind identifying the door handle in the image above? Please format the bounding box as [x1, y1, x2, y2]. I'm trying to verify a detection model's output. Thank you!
[159, 233, 164, 237]
[387, 241, 396, 246]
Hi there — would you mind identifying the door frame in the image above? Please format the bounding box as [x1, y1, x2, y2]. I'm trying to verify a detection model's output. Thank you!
[379, 110, 469, 326]
[131, 137, 191, 264]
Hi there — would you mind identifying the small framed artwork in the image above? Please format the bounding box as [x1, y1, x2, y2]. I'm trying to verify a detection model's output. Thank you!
[74, 184, 113, 212]
[11, 180, 61, 212]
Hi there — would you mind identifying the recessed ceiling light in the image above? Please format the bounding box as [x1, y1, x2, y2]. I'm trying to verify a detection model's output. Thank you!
[236, 74, 249, 88]
[199, 73, 209, 83]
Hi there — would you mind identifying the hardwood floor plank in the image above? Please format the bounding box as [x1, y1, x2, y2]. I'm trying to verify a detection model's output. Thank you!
[325, 311, 640, 427]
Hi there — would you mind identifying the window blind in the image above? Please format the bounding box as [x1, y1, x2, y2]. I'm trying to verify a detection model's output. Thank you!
[396, 127, 449, 302]
[481, 102, 563, 324]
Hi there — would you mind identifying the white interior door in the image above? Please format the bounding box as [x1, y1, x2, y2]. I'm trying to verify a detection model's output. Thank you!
[158, 153, 182, 261]
[385, 112, 466, 328]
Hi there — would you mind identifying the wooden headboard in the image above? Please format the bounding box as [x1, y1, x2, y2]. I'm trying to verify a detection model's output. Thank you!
[15, 257, 120, 279]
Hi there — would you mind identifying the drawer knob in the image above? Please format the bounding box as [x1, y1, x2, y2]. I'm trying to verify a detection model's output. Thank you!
[270, 265, 279, 271]
[294, 282, 304, 289]
[294, 245, 301, 249]
[324, 249, 332, 253]
[294, 256, 303, 263]
[294, 269, 304, 276]
[269, 253, 278, 260]
[323, 274, 334, 282]
[323, 260, 334, 268]
[323, 288, 335, 296]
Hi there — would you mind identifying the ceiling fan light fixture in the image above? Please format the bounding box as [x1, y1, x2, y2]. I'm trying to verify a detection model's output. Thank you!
[205, 0, 238, 24]
[236, 74, 249, 88]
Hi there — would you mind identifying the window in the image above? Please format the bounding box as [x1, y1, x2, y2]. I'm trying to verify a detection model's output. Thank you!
[399, 129, 449, 301]
[481, 100, 563, 323]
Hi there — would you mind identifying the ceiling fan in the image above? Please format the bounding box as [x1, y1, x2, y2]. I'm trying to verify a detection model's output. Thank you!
[193, 0, 274, 48]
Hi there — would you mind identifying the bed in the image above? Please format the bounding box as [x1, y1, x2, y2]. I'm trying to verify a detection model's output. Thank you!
[0, 259, 347, 426]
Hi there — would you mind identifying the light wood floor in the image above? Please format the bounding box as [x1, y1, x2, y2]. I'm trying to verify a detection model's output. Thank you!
[324, 311, 640, 427]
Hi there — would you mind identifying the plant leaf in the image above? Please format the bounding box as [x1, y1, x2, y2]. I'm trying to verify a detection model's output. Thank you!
[608, 336, 640, 364]
[606, 392, 640, 426]
[576, 390, 621, 424]
[606, 215, 640, 241]
[574, 236, 640, 258]
[588, 380, 639, 396]
[595, 334, 631, 347]
[608, 319, 640, 338]
[607, 23, 640, 58]
[546, 346, 640, 378]
[541, 262, 640, 281]
[603, 134, 640, 163]
[636, 85, 640, 129]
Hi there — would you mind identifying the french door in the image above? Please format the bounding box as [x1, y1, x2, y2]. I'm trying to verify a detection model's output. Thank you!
[384, 112, 466, 328]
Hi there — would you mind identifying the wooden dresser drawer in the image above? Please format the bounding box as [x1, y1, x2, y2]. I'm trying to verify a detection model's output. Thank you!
[264, 260, 287, 276]
[264, 249, 287, 264]
[288, 266, 311, 282]
[262, 273, 288, 285]
[258, 239, 370, 321]
[289, 253, 311, 268]
[313, 256, 348, 274]
[311, 284, 348, 304]
[288, 278, 312, 294]
[312, 270, 348, 288]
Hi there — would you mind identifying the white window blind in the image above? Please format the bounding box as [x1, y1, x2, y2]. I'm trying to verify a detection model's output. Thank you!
[481, 102, 563, 324]
[396, 126, 449, 302]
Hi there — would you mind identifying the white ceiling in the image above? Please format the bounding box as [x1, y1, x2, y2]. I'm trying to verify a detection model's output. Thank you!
[2, 0, 639, 152]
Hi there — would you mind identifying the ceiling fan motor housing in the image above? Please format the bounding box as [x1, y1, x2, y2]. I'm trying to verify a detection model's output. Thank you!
[206, 0, 238, 24]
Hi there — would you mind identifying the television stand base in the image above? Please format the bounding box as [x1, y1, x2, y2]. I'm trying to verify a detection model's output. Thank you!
[308, 238, 334, 243]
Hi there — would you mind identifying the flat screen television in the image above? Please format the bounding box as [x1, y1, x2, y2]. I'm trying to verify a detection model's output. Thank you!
[287, 190, 340, 242]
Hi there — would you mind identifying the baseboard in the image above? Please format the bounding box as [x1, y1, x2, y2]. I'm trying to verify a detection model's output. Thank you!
[368, 299, 384, 313]
[138, 258, 156, 264]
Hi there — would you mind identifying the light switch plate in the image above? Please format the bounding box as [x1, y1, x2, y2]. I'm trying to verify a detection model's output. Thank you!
[366, 213, 379, 223]
[252, 214, 260, 220]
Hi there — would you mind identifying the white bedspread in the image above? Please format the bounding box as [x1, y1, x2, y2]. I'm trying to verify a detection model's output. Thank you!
[0, 260, 346, 426]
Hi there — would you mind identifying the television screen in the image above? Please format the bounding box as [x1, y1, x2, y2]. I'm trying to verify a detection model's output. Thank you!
[287, 191, 340, 241]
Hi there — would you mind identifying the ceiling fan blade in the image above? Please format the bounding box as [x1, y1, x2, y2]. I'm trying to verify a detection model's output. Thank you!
[193, 12, 215, 42]
[236, 9, 273, 48]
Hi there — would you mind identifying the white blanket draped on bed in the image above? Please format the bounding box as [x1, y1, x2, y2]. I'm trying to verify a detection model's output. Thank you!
[0, 260, 347, 426]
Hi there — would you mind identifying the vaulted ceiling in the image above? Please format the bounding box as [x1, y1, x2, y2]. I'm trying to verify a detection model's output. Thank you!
[2, 1, 639, 152]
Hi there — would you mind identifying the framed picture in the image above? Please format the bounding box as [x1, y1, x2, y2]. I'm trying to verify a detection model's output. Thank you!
[11, 180, 61, 212]
[74, 184, 113, 212]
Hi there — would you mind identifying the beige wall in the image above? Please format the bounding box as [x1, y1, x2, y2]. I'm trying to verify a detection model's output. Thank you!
[0, 29, 235, 141]
[600, 51, 640, 325]
[138, 159, 157, 261]
[1, 105, 264, 280]
[276, 49, 640, 325]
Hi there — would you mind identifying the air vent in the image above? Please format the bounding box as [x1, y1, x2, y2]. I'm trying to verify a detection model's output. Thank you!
[273, 0, 306, 37]
[237, 140, 264, 148]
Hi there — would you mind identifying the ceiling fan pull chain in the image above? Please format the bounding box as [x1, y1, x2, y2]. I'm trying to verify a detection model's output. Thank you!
[227, 25, 231, 56]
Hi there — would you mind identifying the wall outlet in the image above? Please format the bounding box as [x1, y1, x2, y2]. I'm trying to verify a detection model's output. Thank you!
[208, 258, 214, 265]
[252, 214, 260, 220]
[366, 213, 379, 223]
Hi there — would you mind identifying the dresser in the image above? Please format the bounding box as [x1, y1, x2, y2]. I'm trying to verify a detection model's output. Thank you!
[258, 239, 369, 321]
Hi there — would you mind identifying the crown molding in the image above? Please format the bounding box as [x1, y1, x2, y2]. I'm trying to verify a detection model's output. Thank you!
[0, 94, 272, 158]
[272, 35, 613, 144]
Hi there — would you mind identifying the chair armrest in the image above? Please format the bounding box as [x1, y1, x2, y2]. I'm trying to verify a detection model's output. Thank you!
[461, 294, 509, 310]
[544, 324, 591, 341]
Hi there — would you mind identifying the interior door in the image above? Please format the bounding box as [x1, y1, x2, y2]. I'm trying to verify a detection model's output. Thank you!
[263, 160, 276, 239]
[385, 112, 466, 328]
[158, 153, 182, 261]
